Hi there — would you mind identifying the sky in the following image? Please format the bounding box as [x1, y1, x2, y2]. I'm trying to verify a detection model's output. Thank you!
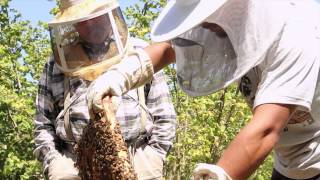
[9, 0, 139, 26]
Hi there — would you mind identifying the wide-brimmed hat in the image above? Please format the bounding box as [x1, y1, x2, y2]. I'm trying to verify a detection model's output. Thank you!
[49, 0, 118, 25]
[151, 0, 227, 42]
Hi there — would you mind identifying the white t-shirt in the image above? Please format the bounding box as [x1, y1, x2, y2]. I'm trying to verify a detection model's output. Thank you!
[239, 13, 320, 178]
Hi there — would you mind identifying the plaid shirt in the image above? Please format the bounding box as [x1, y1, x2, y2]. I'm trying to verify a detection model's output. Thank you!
[34, 38, 176, 172]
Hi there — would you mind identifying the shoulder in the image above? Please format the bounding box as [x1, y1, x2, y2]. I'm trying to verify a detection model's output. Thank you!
[153, 70, 165, 79]
[45, 56, 55, 71]
[41, 56, 64, 83]
[150, 70, 168, 88]
[41, 56, 56, 78]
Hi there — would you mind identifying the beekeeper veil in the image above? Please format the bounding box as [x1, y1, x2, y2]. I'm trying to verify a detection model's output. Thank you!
[151, 0, 289, 96]
[48, 0, 129, 81]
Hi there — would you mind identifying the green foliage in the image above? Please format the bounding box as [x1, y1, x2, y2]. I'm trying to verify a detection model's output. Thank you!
[163, 67, 257, 179]
[49, 0, 59, 16]
[124, 0, 167, 40]
[125, 0, 274, 179]
[0, 0, 51, 179]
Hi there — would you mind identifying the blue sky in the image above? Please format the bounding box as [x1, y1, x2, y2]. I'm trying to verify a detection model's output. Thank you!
[10, 0, 139, 26]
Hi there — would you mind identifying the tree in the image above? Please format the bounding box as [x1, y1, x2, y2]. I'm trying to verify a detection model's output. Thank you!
[125, 0, 167, 40]
[0, 0, 51, 179]
[124, 1, 273, 179]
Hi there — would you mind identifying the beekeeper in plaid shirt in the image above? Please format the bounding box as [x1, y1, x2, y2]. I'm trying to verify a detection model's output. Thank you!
[33, 0, 176, 179]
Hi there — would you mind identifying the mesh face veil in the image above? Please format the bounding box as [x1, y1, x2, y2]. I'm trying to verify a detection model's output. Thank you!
[172, 26, 237, 97]
[49, 3, 129, 81]
[169, 0, 294, 97]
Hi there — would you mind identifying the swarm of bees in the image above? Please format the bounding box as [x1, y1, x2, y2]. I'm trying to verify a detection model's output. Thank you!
[75, 98, 137, 180]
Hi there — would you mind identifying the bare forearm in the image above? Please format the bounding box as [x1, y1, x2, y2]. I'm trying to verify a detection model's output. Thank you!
[144, 41, 175, 72]
[217, 104, 295, 180]
[217, 123, 279, 179]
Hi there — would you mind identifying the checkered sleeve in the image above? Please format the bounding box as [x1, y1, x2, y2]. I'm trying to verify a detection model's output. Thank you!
[33, 59, 61, 173]
[147, 71, 177, 157]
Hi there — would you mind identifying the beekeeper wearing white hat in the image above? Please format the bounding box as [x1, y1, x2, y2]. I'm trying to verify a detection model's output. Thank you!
[87, 0, 320, 179]
[48, 0, 130, 81]
[34, 0, 177, 179]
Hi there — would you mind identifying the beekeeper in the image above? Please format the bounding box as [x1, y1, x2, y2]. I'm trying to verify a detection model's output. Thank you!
[34, 0, 176, 179]
[87, 0, 320, 179]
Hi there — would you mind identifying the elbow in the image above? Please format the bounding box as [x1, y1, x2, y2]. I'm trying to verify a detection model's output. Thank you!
[262, 127, 282, 149]
[241, 122, 283, 160]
